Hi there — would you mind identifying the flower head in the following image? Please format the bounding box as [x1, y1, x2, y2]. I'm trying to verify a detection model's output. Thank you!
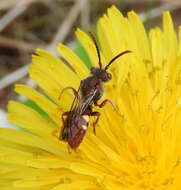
[1, 5, 181, 190]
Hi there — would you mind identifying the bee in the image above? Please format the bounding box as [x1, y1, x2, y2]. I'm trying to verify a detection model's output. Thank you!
[60, 32, 131, 149]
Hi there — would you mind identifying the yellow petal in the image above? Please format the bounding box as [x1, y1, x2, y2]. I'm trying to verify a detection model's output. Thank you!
[57, 44, 89, 79]
[128, 11, 151, 61]
[8, 101, 56, 136]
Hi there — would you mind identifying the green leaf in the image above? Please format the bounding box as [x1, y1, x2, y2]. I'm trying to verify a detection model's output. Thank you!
[23, 99, 49, 119]
[74, 40, 92, 69]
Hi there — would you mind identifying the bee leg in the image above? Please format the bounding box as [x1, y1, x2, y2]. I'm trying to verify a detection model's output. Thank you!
[95, 99, 115, 108]
[61, 111, 70, 123]
[67, 144, 72, 154]
[58, 86, 79, 100]
[95, 99, 122, 116]
[59, 111, 71, 140]
[89, 111, 101, 135]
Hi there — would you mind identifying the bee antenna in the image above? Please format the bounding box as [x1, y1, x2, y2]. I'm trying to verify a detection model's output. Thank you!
[105, 50, 132, 70]
[87, 31, 102, 69]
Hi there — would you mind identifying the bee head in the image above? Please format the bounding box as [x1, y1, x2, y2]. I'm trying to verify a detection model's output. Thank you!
[91, 67, 112, 82]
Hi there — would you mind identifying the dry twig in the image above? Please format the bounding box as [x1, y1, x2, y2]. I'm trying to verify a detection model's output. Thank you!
[0, 36, 45, 52]
[140, 2, 181, 21]
[0, 109, 17, 128]
[0, 0, 37, 32]
[80, 0, 90, 29]
[0, 0, 39, 10]
[0, 65, 29, 90]
[0, 0, 24, 10]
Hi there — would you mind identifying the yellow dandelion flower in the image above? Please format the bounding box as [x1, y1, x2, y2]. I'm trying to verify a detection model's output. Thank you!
[1, 5, 181, 190]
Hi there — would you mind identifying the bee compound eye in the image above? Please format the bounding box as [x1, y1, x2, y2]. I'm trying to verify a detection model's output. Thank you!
[91, 67, 96, 73]
[108, 73, 112, 80]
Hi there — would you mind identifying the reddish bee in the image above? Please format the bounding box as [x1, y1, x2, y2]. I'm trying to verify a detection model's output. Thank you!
[60, 32, 131, 149]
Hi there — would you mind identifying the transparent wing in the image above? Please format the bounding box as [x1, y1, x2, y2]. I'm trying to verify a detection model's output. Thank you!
[78, 87, 97, 114]
[60, 83, 82, 140]
[67, 83, 82, 113]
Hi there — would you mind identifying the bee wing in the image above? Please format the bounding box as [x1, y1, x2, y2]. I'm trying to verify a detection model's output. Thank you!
[60, 83, 82, 139]
[78, 87, 97, 114]
[61, 111, 79, 140]
[68, 83, 82, 113]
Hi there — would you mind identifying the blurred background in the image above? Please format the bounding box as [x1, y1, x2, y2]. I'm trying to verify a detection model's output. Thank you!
[0, 0, 181, 127]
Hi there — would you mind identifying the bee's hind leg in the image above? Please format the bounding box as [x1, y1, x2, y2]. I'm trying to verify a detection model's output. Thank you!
[88, 111, 101, 135]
